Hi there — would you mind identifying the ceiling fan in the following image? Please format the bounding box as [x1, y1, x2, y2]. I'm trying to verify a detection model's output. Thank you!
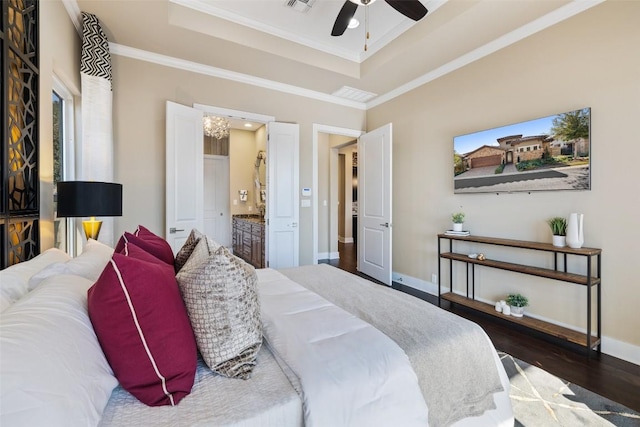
[331, 0, 428, 37]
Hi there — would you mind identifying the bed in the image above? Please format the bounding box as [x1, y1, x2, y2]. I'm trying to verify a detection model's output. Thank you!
[0, 235, 513, 427]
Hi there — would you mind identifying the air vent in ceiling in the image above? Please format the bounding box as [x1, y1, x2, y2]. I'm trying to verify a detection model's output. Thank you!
[284, 0, 315, 13]
[332, 86, 377, 103]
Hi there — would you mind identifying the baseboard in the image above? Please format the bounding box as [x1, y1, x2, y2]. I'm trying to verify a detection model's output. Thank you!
[318, 251, 340, 260]
[601, 336, 640, 366]
[392, 272, 438, 295]
[392, 270, 640, 367]
[338, 236, 354, 244]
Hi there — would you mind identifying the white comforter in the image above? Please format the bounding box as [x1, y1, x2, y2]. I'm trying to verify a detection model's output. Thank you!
[257, 269, 429, 427]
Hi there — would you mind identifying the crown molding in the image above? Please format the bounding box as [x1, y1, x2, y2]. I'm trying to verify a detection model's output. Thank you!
[109, 43, 367, 110]
[64, 0, 603, 112]
[359, 0, 448, 62]
[61, 0, 82, 34]
[367, 0, 605, 109]
[171, 0, 449, 64]
[171, 0, 363, 63]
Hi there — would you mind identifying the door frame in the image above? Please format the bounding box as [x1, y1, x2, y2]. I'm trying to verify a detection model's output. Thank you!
[312, 124, 364, 264]
[193, 104, 274, 125]
[192, 103, 276, 253]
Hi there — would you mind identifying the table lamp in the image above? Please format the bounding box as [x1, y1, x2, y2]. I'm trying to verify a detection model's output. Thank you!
[57, 181, 123, 240]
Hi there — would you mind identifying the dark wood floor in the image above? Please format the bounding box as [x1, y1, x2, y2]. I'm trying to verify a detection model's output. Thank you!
[321, 242, 640, 412]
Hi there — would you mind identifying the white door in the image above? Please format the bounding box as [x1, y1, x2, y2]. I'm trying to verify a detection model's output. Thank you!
[358, 123, 392, 285]
[165, 101, 204, 253]
[267, 122, 300, 269]
[204, 155, 231, 247]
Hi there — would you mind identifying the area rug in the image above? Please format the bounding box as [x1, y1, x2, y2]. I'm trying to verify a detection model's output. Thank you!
[499, 352, 640, 426]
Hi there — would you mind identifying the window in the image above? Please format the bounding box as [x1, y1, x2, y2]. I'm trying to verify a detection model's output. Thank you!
[53, 76, 76, 255]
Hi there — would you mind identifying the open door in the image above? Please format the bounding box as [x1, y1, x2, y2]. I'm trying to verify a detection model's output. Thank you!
[165, 101, 204, 253]
[267, 122, 300, 269]
[358, 123, 392, 286]
[166, 102, 299, 266]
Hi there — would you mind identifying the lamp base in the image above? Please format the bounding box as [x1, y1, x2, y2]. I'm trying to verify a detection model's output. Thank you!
[82, 217, 103, 240]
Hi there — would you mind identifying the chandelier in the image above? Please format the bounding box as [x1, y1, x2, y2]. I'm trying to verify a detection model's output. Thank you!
[203, 115, 231, 140]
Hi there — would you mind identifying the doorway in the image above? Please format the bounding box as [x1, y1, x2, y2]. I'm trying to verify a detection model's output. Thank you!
[168, 100, 302, 269]
[337, 144, 357, 246]
[194, 104, 273, 242]
[312, 124, 363, 265]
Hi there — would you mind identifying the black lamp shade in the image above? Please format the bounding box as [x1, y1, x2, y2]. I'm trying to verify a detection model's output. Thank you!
[57, 181, 123, 218]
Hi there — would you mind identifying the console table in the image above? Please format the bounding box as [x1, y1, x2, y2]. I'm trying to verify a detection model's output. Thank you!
[437, 234, 602, 355]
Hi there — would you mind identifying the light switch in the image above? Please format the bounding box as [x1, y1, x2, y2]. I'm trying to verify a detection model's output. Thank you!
[301, 199, 311, 208]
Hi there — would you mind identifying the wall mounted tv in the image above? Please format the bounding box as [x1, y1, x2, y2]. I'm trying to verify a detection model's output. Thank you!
[453, 107, 590, 194]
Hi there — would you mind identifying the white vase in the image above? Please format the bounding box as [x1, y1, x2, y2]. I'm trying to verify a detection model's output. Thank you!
[452, 223, 463, 232]
[566, 213, 584, 249]
[510, 306, 524, 317]
[552, 235, 566, 247]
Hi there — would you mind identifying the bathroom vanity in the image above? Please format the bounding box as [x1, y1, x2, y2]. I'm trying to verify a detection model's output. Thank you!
[232, 215, 265, 268]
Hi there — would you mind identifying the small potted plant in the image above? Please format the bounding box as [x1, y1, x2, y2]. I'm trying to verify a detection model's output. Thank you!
[451, 212, 465, 232]
[547, 216, 567, 247]
[506, 293, 529, 317]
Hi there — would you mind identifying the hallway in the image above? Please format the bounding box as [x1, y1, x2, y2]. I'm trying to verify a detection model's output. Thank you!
[319, 242, 357, 274]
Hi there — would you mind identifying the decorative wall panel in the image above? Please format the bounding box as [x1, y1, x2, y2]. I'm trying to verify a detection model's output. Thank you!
[1, 0, 39, 268]
[7, 219, 38, 266]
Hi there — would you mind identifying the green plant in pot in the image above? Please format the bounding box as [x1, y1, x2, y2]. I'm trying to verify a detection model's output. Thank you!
[451, 212, 465, 232]
[547, 216, 567, 247]
[506, 293, 529, 318]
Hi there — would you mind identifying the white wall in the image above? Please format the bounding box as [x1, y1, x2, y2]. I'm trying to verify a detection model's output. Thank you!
[367, 1, 640, 361]
[229, 129, 258, 216]
[109, 57, 365, 264]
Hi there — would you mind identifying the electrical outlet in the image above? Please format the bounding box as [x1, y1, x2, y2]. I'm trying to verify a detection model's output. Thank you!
[432, 273, 438, 283]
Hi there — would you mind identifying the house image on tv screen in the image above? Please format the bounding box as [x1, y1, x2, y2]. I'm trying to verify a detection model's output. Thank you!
[453, 108, 590, 194]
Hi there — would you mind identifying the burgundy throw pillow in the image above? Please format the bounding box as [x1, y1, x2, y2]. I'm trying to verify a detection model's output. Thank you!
[118, 240, 172, 269]
[114, 230, 174, 265]
[88, 247, 197, 407]
[134, 225, 158, 237]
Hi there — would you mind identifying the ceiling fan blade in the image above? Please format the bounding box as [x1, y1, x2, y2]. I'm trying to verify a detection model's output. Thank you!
[332, 0, 359, 36]
[384, 0, 428, 21]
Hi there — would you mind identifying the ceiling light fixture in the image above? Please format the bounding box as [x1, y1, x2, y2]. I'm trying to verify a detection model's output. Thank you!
[244, 123, 253, 128]
[203, 115, 231, 139]
[348, 18, 359, 29]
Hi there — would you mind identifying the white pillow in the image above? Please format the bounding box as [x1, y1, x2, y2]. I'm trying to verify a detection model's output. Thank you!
[0, 274, 118, 426]
[27, 239, 114, 289]
[66, 239, 115, 281]
[0, 248, 71, 313]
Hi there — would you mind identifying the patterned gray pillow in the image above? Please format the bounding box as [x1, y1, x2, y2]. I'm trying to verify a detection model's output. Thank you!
[176, 240, 262, 379]
[174, 229, 203, 273]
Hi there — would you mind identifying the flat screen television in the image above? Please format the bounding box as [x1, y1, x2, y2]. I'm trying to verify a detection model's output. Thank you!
[453, 107, 591, 194]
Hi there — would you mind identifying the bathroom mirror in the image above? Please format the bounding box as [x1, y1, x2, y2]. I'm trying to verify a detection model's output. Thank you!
[254, 150, 266, 217]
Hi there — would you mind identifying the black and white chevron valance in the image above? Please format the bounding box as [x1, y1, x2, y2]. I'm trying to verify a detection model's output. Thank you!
[80, 12, 112, 87]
